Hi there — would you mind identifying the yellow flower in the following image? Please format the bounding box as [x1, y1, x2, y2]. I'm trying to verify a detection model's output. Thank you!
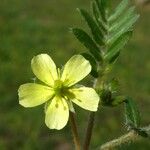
[18, 54, 100, 130]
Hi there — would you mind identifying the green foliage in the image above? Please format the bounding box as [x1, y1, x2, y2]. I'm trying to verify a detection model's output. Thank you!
[125, 97, 141, 129]
[135, 128, 149, 138]
[98, 78, 126, 107]
[100, 88, 126, 107]
[92, 1, 107, 34]
[108, 78, 119, 92]
[139, 126, 150, 138]
[104, 31, 132, 63]
[78, 8, 104, 45]
[1, 0, 149, 149]
[71, 28, 102, 61]
[72, 0, 139, 78]
[94, 0, 107, 22]
[108, 0, 129, 22]
[100, 89, 112, 106]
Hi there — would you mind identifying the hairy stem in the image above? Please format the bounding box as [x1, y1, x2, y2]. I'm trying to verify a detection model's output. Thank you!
[69, 112, 81, 150]
[99, 125, 150, 150]
[100, 130, 139, 150]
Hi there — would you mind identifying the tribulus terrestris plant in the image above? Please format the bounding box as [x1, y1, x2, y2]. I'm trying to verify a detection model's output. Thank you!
[18, 0, 150, 149]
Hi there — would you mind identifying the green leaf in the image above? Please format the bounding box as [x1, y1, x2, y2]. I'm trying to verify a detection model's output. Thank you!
[92, 1, 107, 34]
[109, 6, 136, 33]
[78, 8, 104, 45]
[139, 126, 150, 138]
[134, 128, 149, 138]
[104, 31, 132, 61]
[108, 78, 119, 92]
[92, 1, 99, 21]
[100, 89, 112, 106]
[108, 51, 120, 64]
[71, 28, 102, 61]
[100, 91, 125, 107]
[125, 97, 141, 128]
[108, 0, 129, 22]
[108, 14, 139, 44]
[101, 0, 109, 10]
[95, 0, 107, 22]
[81, 53, 99, 78]
[111, 96, 126, 106]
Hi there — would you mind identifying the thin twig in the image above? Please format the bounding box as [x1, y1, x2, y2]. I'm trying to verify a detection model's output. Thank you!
[69, 112, 81, 150]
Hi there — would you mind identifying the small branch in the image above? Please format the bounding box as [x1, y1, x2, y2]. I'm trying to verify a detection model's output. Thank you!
[100, 125, 150, 150]
[83, 112, 95, 150]
[69, 112, 81, 150]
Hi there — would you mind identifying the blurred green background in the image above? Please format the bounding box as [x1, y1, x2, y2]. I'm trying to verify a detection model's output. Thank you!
[0, 0, 149, 149]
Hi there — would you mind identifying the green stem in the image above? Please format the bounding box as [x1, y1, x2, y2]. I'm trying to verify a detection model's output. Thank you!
[69, 112, 81, 150]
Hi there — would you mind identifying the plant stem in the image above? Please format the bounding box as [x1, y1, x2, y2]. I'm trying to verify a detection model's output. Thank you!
[69, 112, 81, 150]
[83, 79, 99, 150]
[83, 67, 109, 150]
[99, 125, 150, 150]
[100, 130, 139, 150]
[83, 112, 95, 150]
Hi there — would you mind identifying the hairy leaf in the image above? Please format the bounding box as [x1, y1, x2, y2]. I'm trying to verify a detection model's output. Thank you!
[108, 14, 139, 44]
[95, 0, 106, 22]
[92, 1, 107, 34]
[109, 6, 136, 32]
[125, 97, 141, 128]
[135, 128, 149, 138]
[111, 96, 126, 106]
[108, 51, 120, 64]
[139, 126, 150, 137]
[72, 28, 102, 61]
[78, 8, 104, 45]
[104, 31, 132, 61]
[108, 78, 119, 92]
[108, 0, 129, 22]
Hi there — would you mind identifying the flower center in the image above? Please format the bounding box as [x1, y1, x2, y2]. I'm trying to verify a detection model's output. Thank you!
[54, 80, 68, 97]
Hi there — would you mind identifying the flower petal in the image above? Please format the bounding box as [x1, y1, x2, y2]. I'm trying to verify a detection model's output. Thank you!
[31, 54, 58, 86]
[45, 96, 69, 130]
[69, 87, 100, 111]
[61, 55, 91, 87]
[18, 83, 54, 107]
